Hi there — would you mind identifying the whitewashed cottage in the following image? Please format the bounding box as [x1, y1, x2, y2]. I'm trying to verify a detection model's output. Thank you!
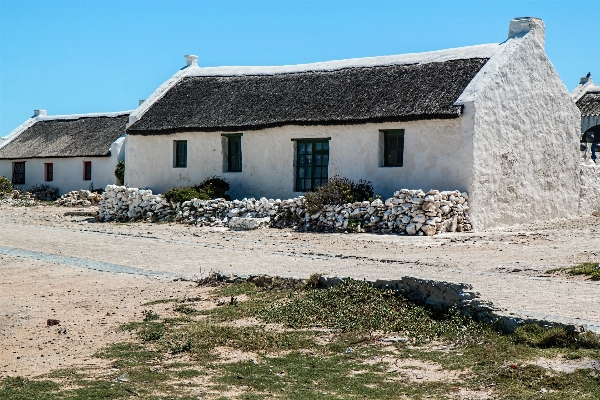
[572, 73, 600, 161]
[0, 111, 130, 194]
[124, 17, 580, 230]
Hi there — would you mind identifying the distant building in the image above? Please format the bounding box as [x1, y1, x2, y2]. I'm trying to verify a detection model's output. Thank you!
[124, 17, 580, 230]
[572, 73, 600, 161]
[0, 111, 130, 194]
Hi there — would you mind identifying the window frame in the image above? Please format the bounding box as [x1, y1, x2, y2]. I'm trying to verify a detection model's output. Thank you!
[294, 138, 330, 192]
[173, 140, 187, 168]
[83, 161, 92, 181]
[382, 129, 405, 167]
[45, 163, 53, 182]
[223, 134, 242, 172]
[12, 162, 25, 185]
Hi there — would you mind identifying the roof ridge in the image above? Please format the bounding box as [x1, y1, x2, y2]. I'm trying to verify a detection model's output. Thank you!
[183, 43, 500, 78]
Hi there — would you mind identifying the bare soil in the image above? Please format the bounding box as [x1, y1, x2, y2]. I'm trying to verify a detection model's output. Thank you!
[1, 204, 599, 378]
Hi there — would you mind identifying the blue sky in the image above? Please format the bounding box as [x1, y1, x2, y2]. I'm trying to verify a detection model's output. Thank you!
[1, 0, 598, 137]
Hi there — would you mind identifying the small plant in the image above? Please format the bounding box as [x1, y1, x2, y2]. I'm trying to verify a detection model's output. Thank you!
[174, 304, 199, 315]
[114, 160, 125, 185]
[142, 309, 160, 321]
[163, 186, 202, 203]
[347, 218, 361, 231]
[0, 176, 13, 194]
[546, 262, 600, 280]
[305, 176, 374, 213]
[194, 176, 231, 200]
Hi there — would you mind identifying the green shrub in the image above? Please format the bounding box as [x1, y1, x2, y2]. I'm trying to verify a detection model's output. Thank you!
[305, 176, 374, 212]
[0, 176, 13, 194]
[114, 160, 125, 185]
[164, 186, 203, 203]
[194, 176, 231, 200]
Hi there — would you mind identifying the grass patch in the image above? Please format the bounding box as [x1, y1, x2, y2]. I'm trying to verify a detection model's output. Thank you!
[8, 278, 600, 399]
[257, 278, 483, 342]
[547, 262, 600, 280]
[141, 298, 179, 306]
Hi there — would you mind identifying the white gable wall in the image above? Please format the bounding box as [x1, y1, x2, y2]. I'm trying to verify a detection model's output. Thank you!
[0, 137, 125, 194]
[467, 33, 581, 230]
[126, 118, 474, 200]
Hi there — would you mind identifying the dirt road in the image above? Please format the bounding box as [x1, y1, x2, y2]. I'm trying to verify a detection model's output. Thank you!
[1, 204, 600, 376]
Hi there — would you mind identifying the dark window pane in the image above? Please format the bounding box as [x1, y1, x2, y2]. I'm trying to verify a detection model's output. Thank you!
[384, 131, 404, 167]
[295, 140, 330, 191]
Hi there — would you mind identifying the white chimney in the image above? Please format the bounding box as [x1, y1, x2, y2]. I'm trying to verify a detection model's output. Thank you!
[33, 109, 47, 117]
[185, 55, 198, 67]
[139, 99, 145, 106]
[508, 17, 545, 48]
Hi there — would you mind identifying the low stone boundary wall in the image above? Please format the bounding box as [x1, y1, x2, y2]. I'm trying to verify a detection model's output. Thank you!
[55, 190, 102, 207]
[98, 185, 472, 235]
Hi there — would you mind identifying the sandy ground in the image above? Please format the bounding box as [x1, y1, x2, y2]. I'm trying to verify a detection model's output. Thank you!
[1, 204, 599, 377]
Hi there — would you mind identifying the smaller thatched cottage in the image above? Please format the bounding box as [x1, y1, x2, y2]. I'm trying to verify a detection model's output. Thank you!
[572, 73, 600, 161]
[0, 110, 130, 194]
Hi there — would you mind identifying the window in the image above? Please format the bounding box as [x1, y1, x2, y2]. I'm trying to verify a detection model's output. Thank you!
[226, 135, 242, 172]
[12, 162, 25, 185]
[45, 163, 53, 182]
[295, 139, 329, 192]
[83, 161, 92, 181]
[174, 140, 187, 168]
[382, 129, 404, 167]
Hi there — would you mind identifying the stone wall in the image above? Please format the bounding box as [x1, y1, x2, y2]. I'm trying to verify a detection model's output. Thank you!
[98, 185, 472, 235]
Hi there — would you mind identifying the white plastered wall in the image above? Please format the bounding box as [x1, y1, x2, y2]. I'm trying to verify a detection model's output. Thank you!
[467, 34, 581, 230]
[0, 137, 125, 194]
[126, 118, 474, 200]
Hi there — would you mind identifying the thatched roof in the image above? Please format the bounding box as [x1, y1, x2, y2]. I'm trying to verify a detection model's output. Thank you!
[576, 90, 600, 117]
[127, 54, 492, 135]
[0, 113, 129, 160]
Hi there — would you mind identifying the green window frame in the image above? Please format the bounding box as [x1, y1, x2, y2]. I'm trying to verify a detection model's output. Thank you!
[227, 135, 242, 172]
[174, 140, 187, 168]
[295, 139, 329, 192]
[382, 129, 404, 167]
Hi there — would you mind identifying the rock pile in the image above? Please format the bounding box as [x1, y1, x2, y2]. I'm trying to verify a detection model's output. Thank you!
[98, 186, 472, 235]
[28, 184, 59, 201]
[55, 190, 102, 207]
[0, 190, 38, 207]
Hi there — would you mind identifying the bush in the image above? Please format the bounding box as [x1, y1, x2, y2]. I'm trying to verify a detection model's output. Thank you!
[164, 177, 231, 203]
[164, 187, 203, 203]
[0, 176, 13, 195]
[305, 176, 373, 213]
[194, 176, 231, 201]
[114, 160, 125, 185]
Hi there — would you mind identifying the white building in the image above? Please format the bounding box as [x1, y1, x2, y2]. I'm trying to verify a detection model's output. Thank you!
[572, 73, 600, 161]
[0, 110, 130, 194]
[125, 17, 580, 231]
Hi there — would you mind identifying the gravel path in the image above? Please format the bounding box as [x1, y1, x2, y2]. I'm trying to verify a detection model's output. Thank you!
[1, 205, 599, 332]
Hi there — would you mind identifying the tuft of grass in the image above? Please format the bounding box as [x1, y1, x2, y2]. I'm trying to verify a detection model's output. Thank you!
[174, 304, 199, 315]
[547, 262, 600, 280]
[514, 324, 600, 349]
[141, 298, 178, 306]
[142, 309, 160, 321]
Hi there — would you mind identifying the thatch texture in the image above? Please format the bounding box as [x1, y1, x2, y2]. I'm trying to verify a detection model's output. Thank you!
[0, 115, 128, 160]
[576, 92, 600, 117]
[128, 58, 489, 135]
